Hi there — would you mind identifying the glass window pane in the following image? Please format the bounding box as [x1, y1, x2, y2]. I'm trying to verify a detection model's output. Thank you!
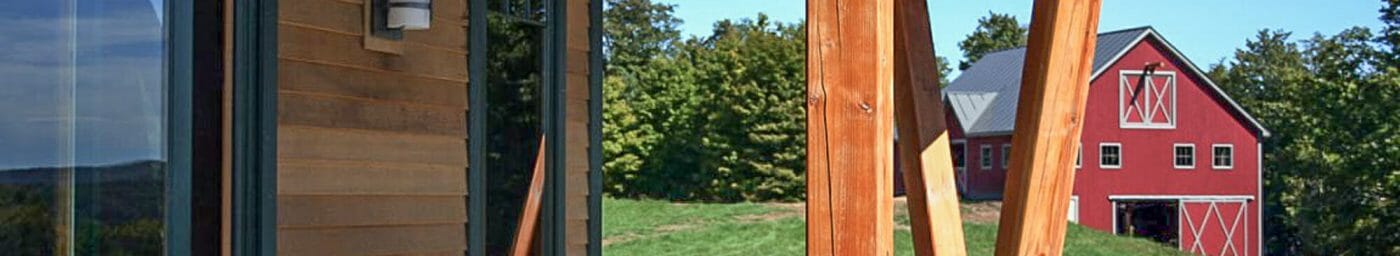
[980, 146, 992, 169]
[483, 5, 546, 255]
[951, 143, 965, 168]
[0, 0, 167, 254]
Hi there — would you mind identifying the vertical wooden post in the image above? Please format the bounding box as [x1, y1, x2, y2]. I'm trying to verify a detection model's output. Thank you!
[993, 0, 1101, 255]
[893, 0, 967, 255]
[806, 0, 895, 255]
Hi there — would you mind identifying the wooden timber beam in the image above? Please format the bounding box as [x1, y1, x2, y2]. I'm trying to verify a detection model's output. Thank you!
[893, 0, 967, 255]
[994, 0, 1102, 255]
[806, 0, 895, 255]
[509, 138, 547, 256]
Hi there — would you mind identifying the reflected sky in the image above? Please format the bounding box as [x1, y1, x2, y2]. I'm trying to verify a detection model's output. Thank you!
[0, 0, 165, 169]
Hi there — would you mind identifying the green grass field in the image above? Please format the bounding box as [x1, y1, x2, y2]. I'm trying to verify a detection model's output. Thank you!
[602, 198, 1186, 256]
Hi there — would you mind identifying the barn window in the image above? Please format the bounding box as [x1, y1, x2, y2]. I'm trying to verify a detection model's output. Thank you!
[952, 141, 967, 170]
[1100, 143, 1122, 169]
[1118, 70, 1177, 129]
[1075, 143, 1082, 169]
[1174, 144, 1195, 169]
[980, 145, 993, 170]
[1001, 144, 1012, 170]
[1212, 144, 1234, 169]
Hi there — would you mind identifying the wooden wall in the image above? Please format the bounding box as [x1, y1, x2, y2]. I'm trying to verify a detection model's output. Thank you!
[275, 0, 469, 255]
[563, 1, 596, 254]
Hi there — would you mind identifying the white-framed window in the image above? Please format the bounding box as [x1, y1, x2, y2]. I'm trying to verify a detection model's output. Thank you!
[1173, 143, 1195, 169]
[1075, 143, 1082, 169]
[1212, 144, 1234, 169]
[1118, 70, 1177, 129]
[980, 145, 993, 170]
[1100, 143, 1122, 169]
[951, 140, 967, 170]
[1001, 144, 1012, 170]
[1068, 196, 1080, 223]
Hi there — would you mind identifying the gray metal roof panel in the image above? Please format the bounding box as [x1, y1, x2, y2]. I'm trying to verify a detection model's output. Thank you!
[942, 26, 1268, 137]
[945, 26, 1153, 136]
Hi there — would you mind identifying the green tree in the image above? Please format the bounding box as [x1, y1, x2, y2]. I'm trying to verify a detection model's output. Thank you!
[1210, 10, 1400, 253]
[936, 55, 954, 85]
[682, 16, 808, 201]
[604, 0, 682, 72]
[602, 4, 809, 201]
[957, 12, 1027, 70]
[1381, 0, 1400, 58]
[601, 0, 690, 197]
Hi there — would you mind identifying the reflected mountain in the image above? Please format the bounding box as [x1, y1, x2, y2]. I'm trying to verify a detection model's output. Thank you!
[0, 160, 165, 255]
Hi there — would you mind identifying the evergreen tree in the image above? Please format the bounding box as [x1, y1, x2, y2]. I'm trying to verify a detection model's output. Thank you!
[1209, 4, 1400, 252]
[957, 12, 1028, 70]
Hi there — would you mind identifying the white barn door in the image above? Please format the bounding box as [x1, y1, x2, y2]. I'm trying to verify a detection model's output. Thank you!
[1179, 199, 1250, 256]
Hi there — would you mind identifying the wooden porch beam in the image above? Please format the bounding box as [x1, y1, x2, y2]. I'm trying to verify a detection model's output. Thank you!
[893, 0, 967, 255]
[994, 0, 1102, 255]
[806, 0, 895, 255]
[509, 138, 547, 256]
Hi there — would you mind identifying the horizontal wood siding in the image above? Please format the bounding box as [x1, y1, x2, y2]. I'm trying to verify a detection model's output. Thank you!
[564, 0, 595, 254]
[276, 0, 468, 255]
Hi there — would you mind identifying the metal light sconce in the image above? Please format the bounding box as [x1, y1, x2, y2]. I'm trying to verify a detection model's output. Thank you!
[372, 0, 431, 40]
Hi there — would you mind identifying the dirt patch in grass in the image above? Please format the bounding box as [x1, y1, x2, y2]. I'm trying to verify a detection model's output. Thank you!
[959, 200, 1002, 224]
[741, 202, 803, 222]
[892, 197, 1002, 225]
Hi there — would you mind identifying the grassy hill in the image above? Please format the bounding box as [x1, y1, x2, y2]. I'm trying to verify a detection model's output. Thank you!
[603, 198, 1186, 256]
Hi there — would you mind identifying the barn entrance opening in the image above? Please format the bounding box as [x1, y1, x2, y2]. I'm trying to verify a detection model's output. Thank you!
[1115, 200, 1180, 247]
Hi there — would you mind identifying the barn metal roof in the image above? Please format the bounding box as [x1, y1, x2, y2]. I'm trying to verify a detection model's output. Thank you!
[943, 26, 1271, 138]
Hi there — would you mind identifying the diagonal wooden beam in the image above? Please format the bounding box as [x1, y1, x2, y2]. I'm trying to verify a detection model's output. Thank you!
[806, 0, 895, 255]
[509, 138, 548, 256]
[893, 0, 967, 255]
[994, 0, 1102, 255]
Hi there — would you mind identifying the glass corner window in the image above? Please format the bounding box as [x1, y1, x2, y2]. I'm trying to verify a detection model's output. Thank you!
[0, 0, 171, 254]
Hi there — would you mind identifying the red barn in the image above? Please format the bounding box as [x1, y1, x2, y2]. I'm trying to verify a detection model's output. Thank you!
[942, 27, 1269, 255]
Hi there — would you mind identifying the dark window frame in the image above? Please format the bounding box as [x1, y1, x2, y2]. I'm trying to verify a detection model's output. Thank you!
[1173, 144, 1195, 169]
[1212, 144, 1234, 170]
[980, 145, 993, 170]
[1075, 143, 1082, 169]
[951, 141, 967, 170]
[166, 0, 195, 254]
[1001, 144, 1012, 170]
[163, 0, 266, 254]
[229, 0, 280, 254]
[469, 0, 591, 254]
[1100, 143, 1122, 169]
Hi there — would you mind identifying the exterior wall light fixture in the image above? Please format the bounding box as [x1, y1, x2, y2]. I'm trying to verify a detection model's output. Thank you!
[372, 0, 431, 40]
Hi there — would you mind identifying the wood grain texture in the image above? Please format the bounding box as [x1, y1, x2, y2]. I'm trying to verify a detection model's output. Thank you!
[279, 24, 466, 81]
[278, 125, 466, 166]
[276, 0, 469, 254]
[278, 224, 465, 256]
[278, 159, 465, 196]
[279, 60, 466, 108]
[993, 0, 1102, 255]
[279, 195, 465, 228]
[278, 92, 465, 136]
[892, 0, 967, 255]
[806, 0, 896, 255]
[509, 139, 547, 256]
[563, 1, 596, 255]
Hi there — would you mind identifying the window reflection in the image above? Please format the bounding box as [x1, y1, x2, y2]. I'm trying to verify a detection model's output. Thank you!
[0, 0, 167, 255]
[483, 1, 547, 254]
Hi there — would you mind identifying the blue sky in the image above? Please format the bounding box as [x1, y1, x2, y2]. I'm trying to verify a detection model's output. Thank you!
[1, 0, 165, 169]
[658, 0, 1387, 75]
